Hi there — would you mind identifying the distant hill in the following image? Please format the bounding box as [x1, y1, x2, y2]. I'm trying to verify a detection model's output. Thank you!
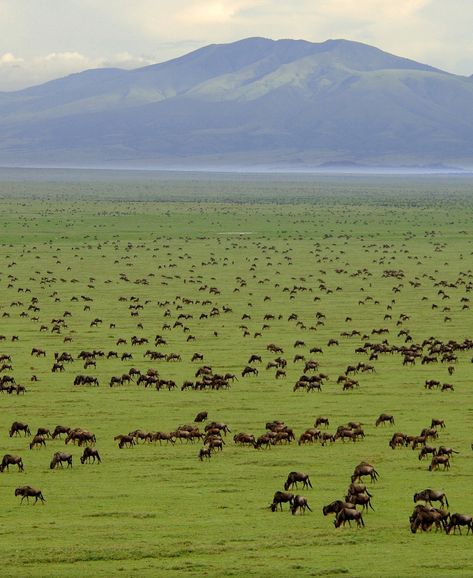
[0, 37, 472, 169]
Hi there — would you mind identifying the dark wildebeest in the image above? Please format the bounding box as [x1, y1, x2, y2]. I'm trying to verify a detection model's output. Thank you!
[15, 486, 45, 504]
[431, 418, 446, 429]
[447, 513, 473, 535]
[270, 491, 295, 512]
[0, 454, 24, 472]
[29, 435, 46, 449]
[80, 447, 101, 464]
[428, 454, 450, 471]
[375, 414, 394, 427]
[284, 471, 313, 491]
[414, 489, 449, 508]
[314, 416, 330, 428]
[194, 411, 208, 422]
[9, 421, 31, 437]
[410, 506, 448, 533]
[334, 508, 364, 528]
[52, 425, 71, 439]
[291, 495, 312, 515]
[351, 463, 379, 483]
[323, 501, 355, 516]
[199, 447, 211, 461]
[346, 493, 375, 512]
[50, 452, 73, 469]
[114, 434, 135, 449]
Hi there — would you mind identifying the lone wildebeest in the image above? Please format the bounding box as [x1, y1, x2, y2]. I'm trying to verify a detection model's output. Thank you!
[194, 411, 208, 423]
[351, 463, 379, 483]
[199, 447, 211, 461]
[284, 471, 313, 491]
[15, 486, 45, 504]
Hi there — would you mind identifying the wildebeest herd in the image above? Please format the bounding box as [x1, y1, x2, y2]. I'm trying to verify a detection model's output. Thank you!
[1, 184, 473, 578]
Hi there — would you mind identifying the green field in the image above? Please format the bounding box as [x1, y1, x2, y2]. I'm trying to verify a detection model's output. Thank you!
[0, 170, 473, 577]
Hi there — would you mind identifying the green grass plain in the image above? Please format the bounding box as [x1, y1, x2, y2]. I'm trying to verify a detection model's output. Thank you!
[0, 171, 472, 577]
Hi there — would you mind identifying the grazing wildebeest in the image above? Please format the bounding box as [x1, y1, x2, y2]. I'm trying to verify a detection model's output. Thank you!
[314, 416, 329, 428]
[375, 414, 395, 427]
[9, 421, 31, 437]
[80, 447, 101, 464]
[334, 508, 364, 528]
[270, 491, 295, 512]
[0, 454, 24, 472]
[346, 483, 372, 498]
[194, 411, 208, 422]
[29, 435, 46, 449]
[431, 418, 446, 429]
[414, 489, 449, 508]
[284, 471, 313, 491]
[199, 447, 211, 461]
[291, 495, 312, 515]
[346, 493, 375, 511]
[323, 501, 354, 516]
[447, 513, 473, 535]
[52, 425, 70, 439]
[114, 434, 135, 449]
[15, 486, 45, 504]
[50, 452, 73, 469]
[35, 427, 51, 438]
[242, 366, 258, 377]
[410, 505, 448, 533]
[428, 454, 450, 471]
[418, 446, 437, 461]
[351, 463, 379, 483]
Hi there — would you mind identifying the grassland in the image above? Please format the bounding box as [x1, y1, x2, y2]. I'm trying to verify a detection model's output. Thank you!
[0, 171, 473, 577]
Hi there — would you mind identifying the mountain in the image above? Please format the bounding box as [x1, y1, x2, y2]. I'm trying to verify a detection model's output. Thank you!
[0, 37, 473, 169]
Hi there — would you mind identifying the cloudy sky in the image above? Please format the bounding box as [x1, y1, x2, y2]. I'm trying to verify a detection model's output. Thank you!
[0, 0, 471, 91]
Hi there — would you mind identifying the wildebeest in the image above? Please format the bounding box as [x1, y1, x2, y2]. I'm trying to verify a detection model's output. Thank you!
[270, 491, 295, 512]
[351, 463, 379, 483]
[414, 489, 449, 508]
[428, 454, 450, 471]
[291, 495, 312, 515]
[199, 447, 211, 461]
[9, 421, 31, 437]
[194, 411, 208, 422]
[114, 434, 135, 449]
[375, 414, 394, 427]
[334, 508, 364, 528]
[29, 435, 46, 449]
[284, 471, 313, 491]
[80, 447, 101, 464]
[0, 454, 24, 472]
[323, 500, 354, 516]
[410, 505, 448, 533]
[50, 452, 73, 469]
[52, 425, 70, 439]
[15, 485, 45, 504]
[447, 513, 473, 535]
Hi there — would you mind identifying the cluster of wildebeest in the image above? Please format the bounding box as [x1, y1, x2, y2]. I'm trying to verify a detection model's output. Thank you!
[1, 222, 473, 546]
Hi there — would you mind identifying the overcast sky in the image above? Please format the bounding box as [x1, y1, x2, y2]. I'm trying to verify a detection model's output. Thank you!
[0, 0, 471, 91]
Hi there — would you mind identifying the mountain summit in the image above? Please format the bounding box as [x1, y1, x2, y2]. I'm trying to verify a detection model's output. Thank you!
[0, 37, 472, 168]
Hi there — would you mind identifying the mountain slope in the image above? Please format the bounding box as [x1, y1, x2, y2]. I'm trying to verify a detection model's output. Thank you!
[0, 37, 472, 168]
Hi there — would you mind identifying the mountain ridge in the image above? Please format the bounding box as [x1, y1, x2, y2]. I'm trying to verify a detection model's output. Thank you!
[0, 37, 472, 168]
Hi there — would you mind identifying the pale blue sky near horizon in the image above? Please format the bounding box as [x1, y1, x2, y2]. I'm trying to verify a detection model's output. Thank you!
[0, 0, 471, 91]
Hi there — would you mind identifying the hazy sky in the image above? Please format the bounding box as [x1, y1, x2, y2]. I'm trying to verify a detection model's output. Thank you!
[0, 0, 471, 91]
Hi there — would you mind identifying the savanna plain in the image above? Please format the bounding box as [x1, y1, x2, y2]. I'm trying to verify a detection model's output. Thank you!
[1, 171, 473, 578]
